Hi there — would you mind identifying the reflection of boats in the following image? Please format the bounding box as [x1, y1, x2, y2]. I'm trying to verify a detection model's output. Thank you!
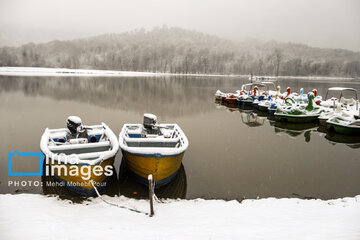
[274, 121, 318, 142]
[226, 107, 238, 112]
[41, 165, 119, 202]
[40, 116, 119, 196]
[118, 159, 187, 199]
[119, 114, 189, 187]
[255, 109, 269, 117]
[239, 110, 266, 127]
[325, 132, 360, 149]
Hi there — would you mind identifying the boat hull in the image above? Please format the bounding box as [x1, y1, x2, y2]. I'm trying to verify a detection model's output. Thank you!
[224, 98, 238, 105]
[241, 100, 253, 107]
[122, 150, 184, 187]
[258, 105, 268, 112]
[46, 156, 115, 196]
[318, 118, 328, 125]
[268, 108, 276, 115]
[327, 123, 360, 135]
[274, 114, 319, 123]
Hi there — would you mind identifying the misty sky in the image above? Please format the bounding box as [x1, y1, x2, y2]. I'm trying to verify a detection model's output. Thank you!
[0, 0, 359, 51]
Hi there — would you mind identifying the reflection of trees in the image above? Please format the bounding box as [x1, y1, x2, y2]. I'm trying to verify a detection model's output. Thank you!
[0, 76, 246, 117]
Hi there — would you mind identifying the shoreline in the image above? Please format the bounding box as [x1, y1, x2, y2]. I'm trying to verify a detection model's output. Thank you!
[0, 66, 356, 80]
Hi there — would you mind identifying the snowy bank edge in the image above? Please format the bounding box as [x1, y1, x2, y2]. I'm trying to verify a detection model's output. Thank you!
[0, 67, 355, 79]
[0, 67, 242, 78]
[1, 193, 359, 206]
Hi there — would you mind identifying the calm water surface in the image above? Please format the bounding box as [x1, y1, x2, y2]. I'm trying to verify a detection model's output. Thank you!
[0, 75, 359, 200]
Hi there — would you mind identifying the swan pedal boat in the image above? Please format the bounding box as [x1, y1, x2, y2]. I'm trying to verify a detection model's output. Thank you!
[40, 120, 119, 196]
[119, 114, 189, 187]
[274, 94, 323, 123]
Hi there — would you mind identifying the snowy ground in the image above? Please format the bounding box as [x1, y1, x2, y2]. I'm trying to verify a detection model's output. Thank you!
[0, 194, 359, 240]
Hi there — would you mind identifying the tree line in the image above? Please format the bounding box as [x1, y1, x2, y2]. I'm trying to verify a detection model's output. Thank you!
[0, 26, 359, 77]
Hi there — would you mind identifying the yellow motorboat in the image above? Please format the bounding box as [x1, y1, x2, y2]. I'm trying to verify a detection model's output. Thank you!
[119, 114, 189, 187]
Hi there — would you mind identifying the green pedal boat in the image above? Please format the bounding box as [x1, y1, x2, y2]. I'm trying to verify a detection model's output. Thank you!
[275, 93, 323, 123]
[326, 116, 360, 135]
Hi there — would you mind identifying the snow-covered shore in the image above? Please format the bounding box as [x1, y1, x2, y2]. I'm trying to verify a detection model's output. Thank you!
[0, 194, 359, 240]
[0, 67, 354, 79]
[0, 67, 240, 77]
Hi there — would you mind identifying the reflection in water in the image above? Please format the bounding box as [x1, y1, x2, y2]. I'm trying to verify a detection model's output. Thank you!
[1, 75, 360, 200]
[274, 122, 319, 142]
[325, 132, 360, 149]
[41, 165, 120, 202]
[239, 110, 266, 127]
[0, 76, 246, 117]
[119, 159, 187, 200]
[220, 102, 360, 145]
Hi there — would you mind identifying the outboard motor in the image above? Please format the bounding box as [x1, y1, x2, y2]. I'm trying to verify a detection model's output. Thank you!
[143, 113, 158, 130]
[143, 113, 160, 135]
[66, 116, 88, 142]
[67, 116, 82, 134]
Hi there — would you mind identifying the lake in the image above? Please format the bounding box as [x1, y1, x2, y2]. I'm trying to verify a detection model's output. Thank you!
[0, 75, 359, 201]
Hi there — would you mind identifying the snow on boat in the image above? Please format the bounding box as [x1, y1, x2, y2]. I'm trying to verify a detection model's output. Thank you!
[119, 114, 189, 187]
[293, 88, 308, 103]
[224, 90, 243, 105]
[40, 116, 119, 196]
[318, 104, 356, 125]
[238, 83, 270, 107]
[320, 87, 358, 109]
[319, 87, 359, 124]
[215, 90, 226, 101]
[326, 116, 360, 135]
[274, 93, 323, 123]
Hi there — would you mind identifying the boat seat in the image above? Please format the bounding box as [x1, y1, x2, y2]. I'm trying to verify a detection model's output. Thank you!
[125, 137, 180, 148]
[48, 141, 111, 155]
[349, 120, 360, 126]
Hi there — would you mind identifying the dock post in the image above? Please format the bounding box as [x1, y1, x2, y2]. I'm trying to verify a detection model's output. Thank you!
[148, 174, 154, 217]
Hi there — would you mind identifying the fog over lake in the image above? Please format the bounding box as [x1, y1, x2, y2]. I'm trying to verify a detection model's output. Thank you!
[0, 0, 359, 51]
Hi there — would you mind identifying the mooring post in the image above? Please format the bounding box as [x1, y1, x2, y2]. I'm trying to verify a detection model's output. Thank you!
[148, 174, 154, 217]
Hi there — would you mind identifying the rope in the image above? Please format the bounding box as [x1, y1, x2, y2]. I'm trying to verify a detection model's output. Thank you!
[151, 161, 164, 204]
[151, 174, 165, 203]
[90, 180, 148, 215]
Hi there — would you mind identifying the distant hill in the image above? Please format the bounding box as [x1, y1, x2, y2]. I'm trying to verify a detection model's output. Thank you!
[0, 27, 359, 77]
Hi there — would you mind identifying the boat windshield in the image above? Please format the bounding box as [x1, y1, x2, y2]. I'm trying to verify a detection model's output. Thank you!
[325, 87, 358, 100]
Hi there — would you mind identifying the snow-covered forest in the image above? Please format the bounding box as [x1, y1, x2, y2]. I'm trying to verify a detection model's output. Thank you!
[0, 27, 359, 77]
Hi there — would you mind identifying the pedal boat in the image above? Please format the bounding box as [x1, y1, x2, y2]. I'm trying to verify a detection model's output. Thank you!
[119, 114, 189, 187]
[326, 116, 360, 135]
[40, 118, 119, 196]
[319, 87, 359, 124]
[274, 94, 323, 123]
